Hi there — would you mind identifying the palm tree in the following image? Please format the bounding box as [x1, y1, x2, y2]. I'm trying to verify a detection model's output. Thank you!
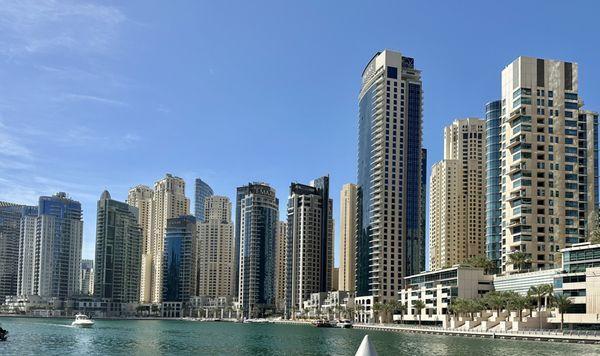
[373, 302, 383, 323]
[484, 291, 505, 316]
[413, 300, 426, 326]
[462, 255, 495, 274]
[391, 301, 406, 324]
[508, 251, 531, 273]
[553, 294, 572, 331]
[528, 284, 553, 329]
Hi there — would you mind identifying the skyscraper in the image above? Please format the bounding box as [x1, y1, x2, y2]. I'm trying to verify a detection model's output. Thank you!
[429, 118, 486, 270]
[338, 183, 357, 292]
[485, 100, 502, 271]
[497, 57, 598, 273]
[197, 196, 234, 298]
[274, 220, 287, 312]
[79, 259, 94, 296]
[285, 176, 333, 314]
[356, 50, 426, 302]
[0, 202, 36, 299]
[126, 185, 154, 302]
[17, 193, 83, 299]
[238, 183, 278, 318]
[163, 215, 197, 303]
[94, 191, 142, 302]
[194, 178, 214, 222]
[149, 174, 190, 303]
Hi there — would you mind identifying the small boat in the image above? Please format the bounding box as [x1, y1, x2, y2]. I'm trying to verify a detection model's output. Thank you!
[71, 313, 94, 328]
[337, 319, 353, 328]
[312, 319, 333, 328]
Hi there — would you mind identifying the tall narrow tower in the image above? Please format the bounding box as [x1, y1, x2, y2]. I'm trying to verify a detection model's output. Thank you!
[338, 183, 357, 292]
[356, 50, 425, 301]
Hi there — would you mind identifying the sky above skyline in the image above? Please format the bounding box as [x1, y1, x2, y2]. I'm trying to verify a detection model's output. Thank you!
[1, 0, 599, 263]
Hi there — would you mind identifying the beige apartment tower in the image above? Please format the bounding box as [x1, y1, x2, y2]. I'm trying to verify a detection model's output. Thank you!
[127, 185, 154, 303]
[139, 174, 190, 303]
[499, 57, 597, 273]
[429, 119, 486, 270]
[338, 183, 357, 292]
[197, 196, 234, 298]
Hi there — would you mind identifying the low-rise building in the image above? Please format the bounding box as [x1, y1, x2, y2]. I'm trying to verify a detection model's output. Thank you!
[493, 268, 560, 295]
[396, 266, 493, 326]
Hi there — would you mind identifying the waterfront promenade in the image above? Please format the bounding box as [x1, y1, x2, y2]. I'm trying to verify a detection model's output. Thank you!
[353, 323, 600, 344]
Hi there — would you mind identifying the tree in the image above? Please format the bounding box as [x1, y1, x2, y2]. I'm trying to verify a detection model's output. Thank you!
[553, 294, 572, 331]
[413, 300, 426, 326]
[528, 284, 553, 330]
[461, 255, 495, 274]
[508, 251, 531, 273]
[588, 208, 600, 244]
[483, 291, 505, 316]
[391, 301, 407, 324]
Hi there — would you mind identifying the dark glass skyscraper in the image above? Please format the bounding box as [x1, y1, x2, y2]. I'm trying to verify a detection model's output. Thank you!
[194, 179, 214, 222]
[356, 50, 425, 301]
[237, 183, 278, 317]
[485, 100, 502, 271]
[163, 215, 197, 303]
[94, 191, 142, 302]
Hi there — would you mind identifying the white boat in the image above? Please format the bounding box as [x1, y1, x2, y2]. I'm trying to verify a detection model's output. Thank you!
[337, 319, 353, 328]
[71, 314, 94, 328]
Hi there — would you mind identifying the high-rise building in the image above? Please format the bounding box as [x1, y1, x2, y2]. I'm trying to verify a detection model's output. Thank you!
[234, 182, 274, 299]
[127, 185, 153, 302]
[94, 191, 142, 302]
[356, 50, 426, 301]
[338, 183, 357, 292]
[163, 215, 197, 303]
[197, 196, 234, 298]
[161, 215, 198, 303]
[285, 176, 333, 314]
[485, 100, 503, 271]
[17, 193, 83, 299]
[332, 267, 339, 291]
[79, 259, 94, 296]
[194, 179, 214, 222]
[238, 183, 278, 318]
[497, 57, 598, 273]
[429, 118, 486, 270]
[274, 220, 287, 312]
[149, 174, 190, 303]
[0, 202, 36, 299]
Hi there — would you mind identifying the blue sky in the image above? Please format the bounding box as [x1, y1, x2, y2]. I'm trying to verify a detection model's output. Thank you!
[1, 0, 599, 263]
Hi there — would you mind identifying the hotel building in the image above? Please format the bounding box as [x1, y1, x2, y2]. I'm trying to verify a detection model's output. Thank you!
[127, 184, 154, 302]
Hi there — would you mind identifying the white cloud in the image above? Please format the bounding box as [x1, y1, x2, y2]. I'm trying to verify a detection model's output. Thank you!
[0, 0, 126, 56]
[59, 93, 128, 107]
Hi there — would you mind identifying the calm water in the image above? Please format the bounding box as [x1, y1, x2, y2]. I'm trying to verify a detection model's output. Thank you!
[0, 317, 599, 355]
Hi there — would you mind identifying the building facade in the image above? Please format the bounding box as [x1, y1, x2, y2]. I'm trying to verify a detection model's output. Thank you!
[194, 178, 214, 222]
[148, 174, 190, 303]
[94, 191, 142, 303]
[498, 57, 597, 273]
[238, 183, 278, 318]
[163, 215, 197, 303]
[126, 184, 153, 302]
[17, 193, 83, 299]
[274, 220, 287, 312]
[357, 50, 426, 301]
[0, 202, 37, 300]
[429, 118, 486, 270]
[485, 100, 503, 271]
[197, 196, 234, 298]
[338, 183, 357, 292]
[285, 176, 334, 314]
[79, 259, 94, 296]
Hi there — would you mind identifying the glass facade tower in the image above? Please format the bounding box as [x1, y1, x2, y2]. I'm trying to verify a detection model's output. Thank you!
[485, 100, 502, 271]
[194, 179, 214, 222]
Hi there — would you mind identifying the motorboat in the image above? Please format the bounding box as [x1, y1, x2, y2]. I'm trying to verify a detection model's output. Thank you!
[337, 319, 353, 328]
[71, 314, 94, 328]
[312, 319, 333, 328]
